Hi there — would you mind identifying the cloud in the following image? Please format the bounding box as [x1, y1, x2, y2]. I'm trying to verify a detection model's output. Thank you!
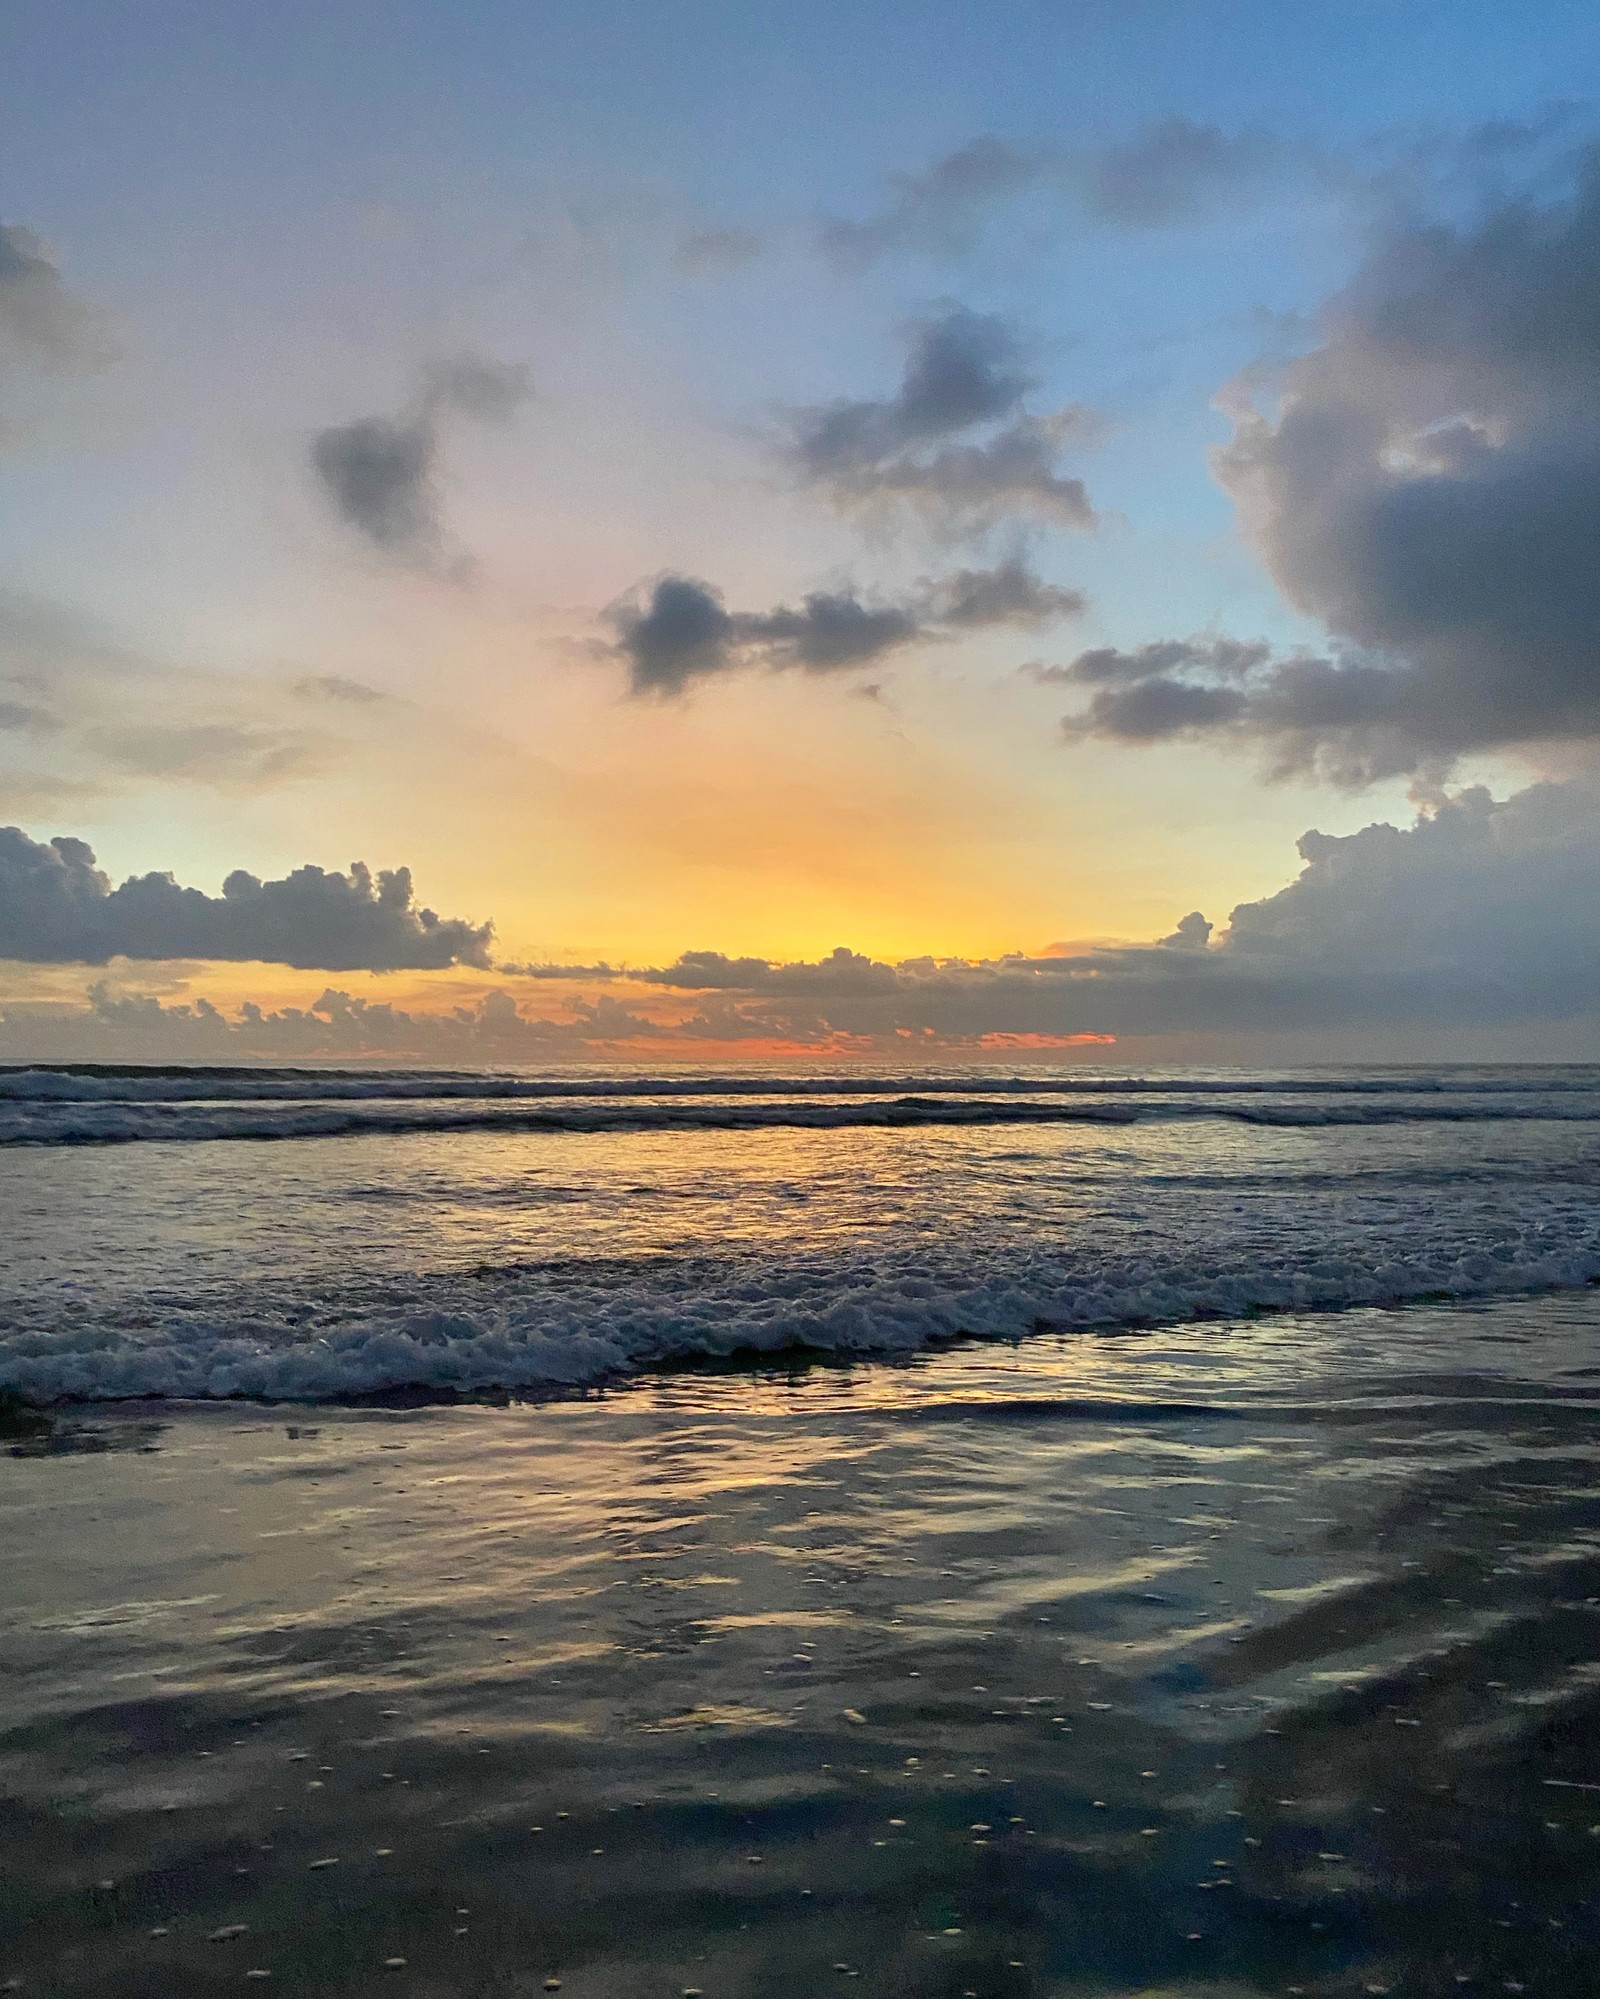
[931, 559, 1085, 628]
[13, 781, 1600, 1055]
[312, 414, 440, 557]
[0, 221, 87, 358]
[0, 984, 676, 1064]
[1086, 118, 1296, 227]
[1049, 637, 1273, 685]
[82, 721, 328, 787]
[632, 945, 902, 997]
[675, 227, 762, 276]
[498, 780, 1600, 1040]
[1066, 675, 1249, 743]
[0, 828, 492, 968]
[293, 674, 390, 704]
[783, 307, 1099, 536]
[603, 556, 1084, 696]
[311, 352, 532, 565]
[817, 121, 1309, 270]
[818, 138, 1041, 270]
[424, 354, 532, 424]
[0, 592, 360, 802]
[1160, 143, 1600, 780]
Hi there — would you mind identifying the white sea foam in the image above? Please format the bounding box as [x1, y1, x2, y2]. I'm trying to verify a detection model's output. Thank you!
[5, 1209, 1599, 1404]
[5, 1062, 1599, 1405]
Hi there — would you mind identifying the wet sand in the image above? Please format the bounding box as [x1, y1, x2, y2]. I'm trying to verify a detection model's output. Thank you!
[6, 1294, 1600, 1997]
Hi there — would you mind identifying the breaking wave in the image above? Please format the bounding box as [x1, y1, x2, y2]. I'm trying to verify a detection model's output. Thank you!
[6, 1210, 1600, 1405]
[5, 1062, 1600, 1405]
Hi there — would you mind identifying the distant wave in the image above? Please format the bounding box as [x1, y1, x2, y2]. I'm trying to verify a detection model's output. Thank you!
[3, 1087, 1600, 1145]
[3, 1063, 1599, 1106]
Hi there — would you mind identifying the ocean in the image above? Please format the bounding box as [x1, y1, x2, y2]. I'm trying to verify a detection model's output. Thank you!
[4, 1063, 1600, 1401]
[5, 1063, 1600, 1996]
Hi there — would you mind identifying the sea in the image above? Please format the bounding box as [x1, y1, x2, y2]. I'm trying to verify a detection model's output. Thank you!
[4, 1062, 1600, 1401]
[5, 1062, 1600, 1997]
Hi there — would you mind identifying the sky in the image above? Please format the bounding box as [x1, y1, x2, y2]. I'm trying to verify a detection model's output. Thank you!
[3, 0, 1600, 1061]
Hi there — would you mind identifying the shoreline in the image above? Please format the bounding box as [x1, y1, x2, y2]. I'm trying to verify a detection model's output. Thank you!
[8, 1273, 1600, 1420]
[6, 1289, 1600, 1996]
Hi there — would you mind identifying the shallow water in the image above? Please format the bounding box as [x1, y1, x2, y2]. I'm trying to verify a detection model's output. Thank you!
[6, 1292, 1600, 1997]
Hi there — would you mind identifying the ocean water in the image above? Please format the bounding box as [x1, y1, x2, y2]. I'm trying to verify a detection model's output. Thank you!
[6, 1295, 1600, 1997]
[7, 1063, 1600, 1996]
[3, 1062, 1600, 1404]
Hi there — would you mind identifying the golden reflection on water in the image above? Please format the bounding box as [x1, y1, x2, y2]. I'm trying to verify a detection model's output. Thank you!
[5, 1293, 1600, 1997]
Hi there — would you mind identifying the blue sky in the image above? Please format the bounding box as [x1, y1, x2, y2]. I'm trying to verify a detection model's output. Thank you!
[4, 1, 1600, 1055]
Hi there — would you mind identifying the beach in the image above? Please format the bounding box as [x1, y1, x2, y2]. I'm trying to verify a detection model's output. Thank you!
[8, 1288, 1600, 1997]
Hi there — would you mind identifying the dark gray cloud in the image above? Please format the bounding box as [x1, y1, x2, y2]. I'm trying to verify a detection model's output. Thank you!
[312, 352, 532, 564]
[605, 556, 1084, 696]
[932, 558, 1086, 628]
[1066, 675, 1249, 743]
[608, 576, 737, 694]
[633, 946, 901, 998]
[1052, 637, 1273, 685]
[675, 227, 762, 276]
[0, 828, 492, 968]
[1031, 147, 1600, 778]
[818, 121, 1308, 270]
[794, 308, 1031, 462]
[0, 222, 86, 357]
[312, 414, 439, 557]
[1189, 145, 1600, 779]
[784, 308, 1099, 536]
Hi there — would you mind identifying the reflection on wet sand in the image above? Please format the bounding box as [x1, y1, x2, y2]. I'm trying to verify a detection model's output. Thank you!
[4, 1294, 1600, 1996]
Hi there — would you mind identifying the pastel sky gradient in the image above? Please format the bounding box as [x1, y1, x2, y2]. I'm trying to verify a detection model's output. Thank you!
[5, 0, 1600, 1058]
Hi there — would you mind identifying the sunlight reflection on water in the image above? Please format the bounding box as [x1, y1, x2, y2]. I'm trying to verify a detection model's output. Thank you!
[5, 1293, 1600, 1994]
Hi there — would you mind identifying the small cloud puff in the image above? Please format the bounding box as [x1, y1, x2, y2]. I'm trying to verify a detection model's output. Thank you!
[782, 307, 1099, 539]
[604, 556, 1085, 696]
[311, 352, 533, 568]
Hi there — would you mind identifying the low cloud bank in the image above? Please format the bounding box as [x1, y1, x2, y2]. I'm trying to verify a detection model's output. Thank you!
[518, 778, 1600, 1038]
[0, 829, 492, 969]
[7, 780, 1599, 1056]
